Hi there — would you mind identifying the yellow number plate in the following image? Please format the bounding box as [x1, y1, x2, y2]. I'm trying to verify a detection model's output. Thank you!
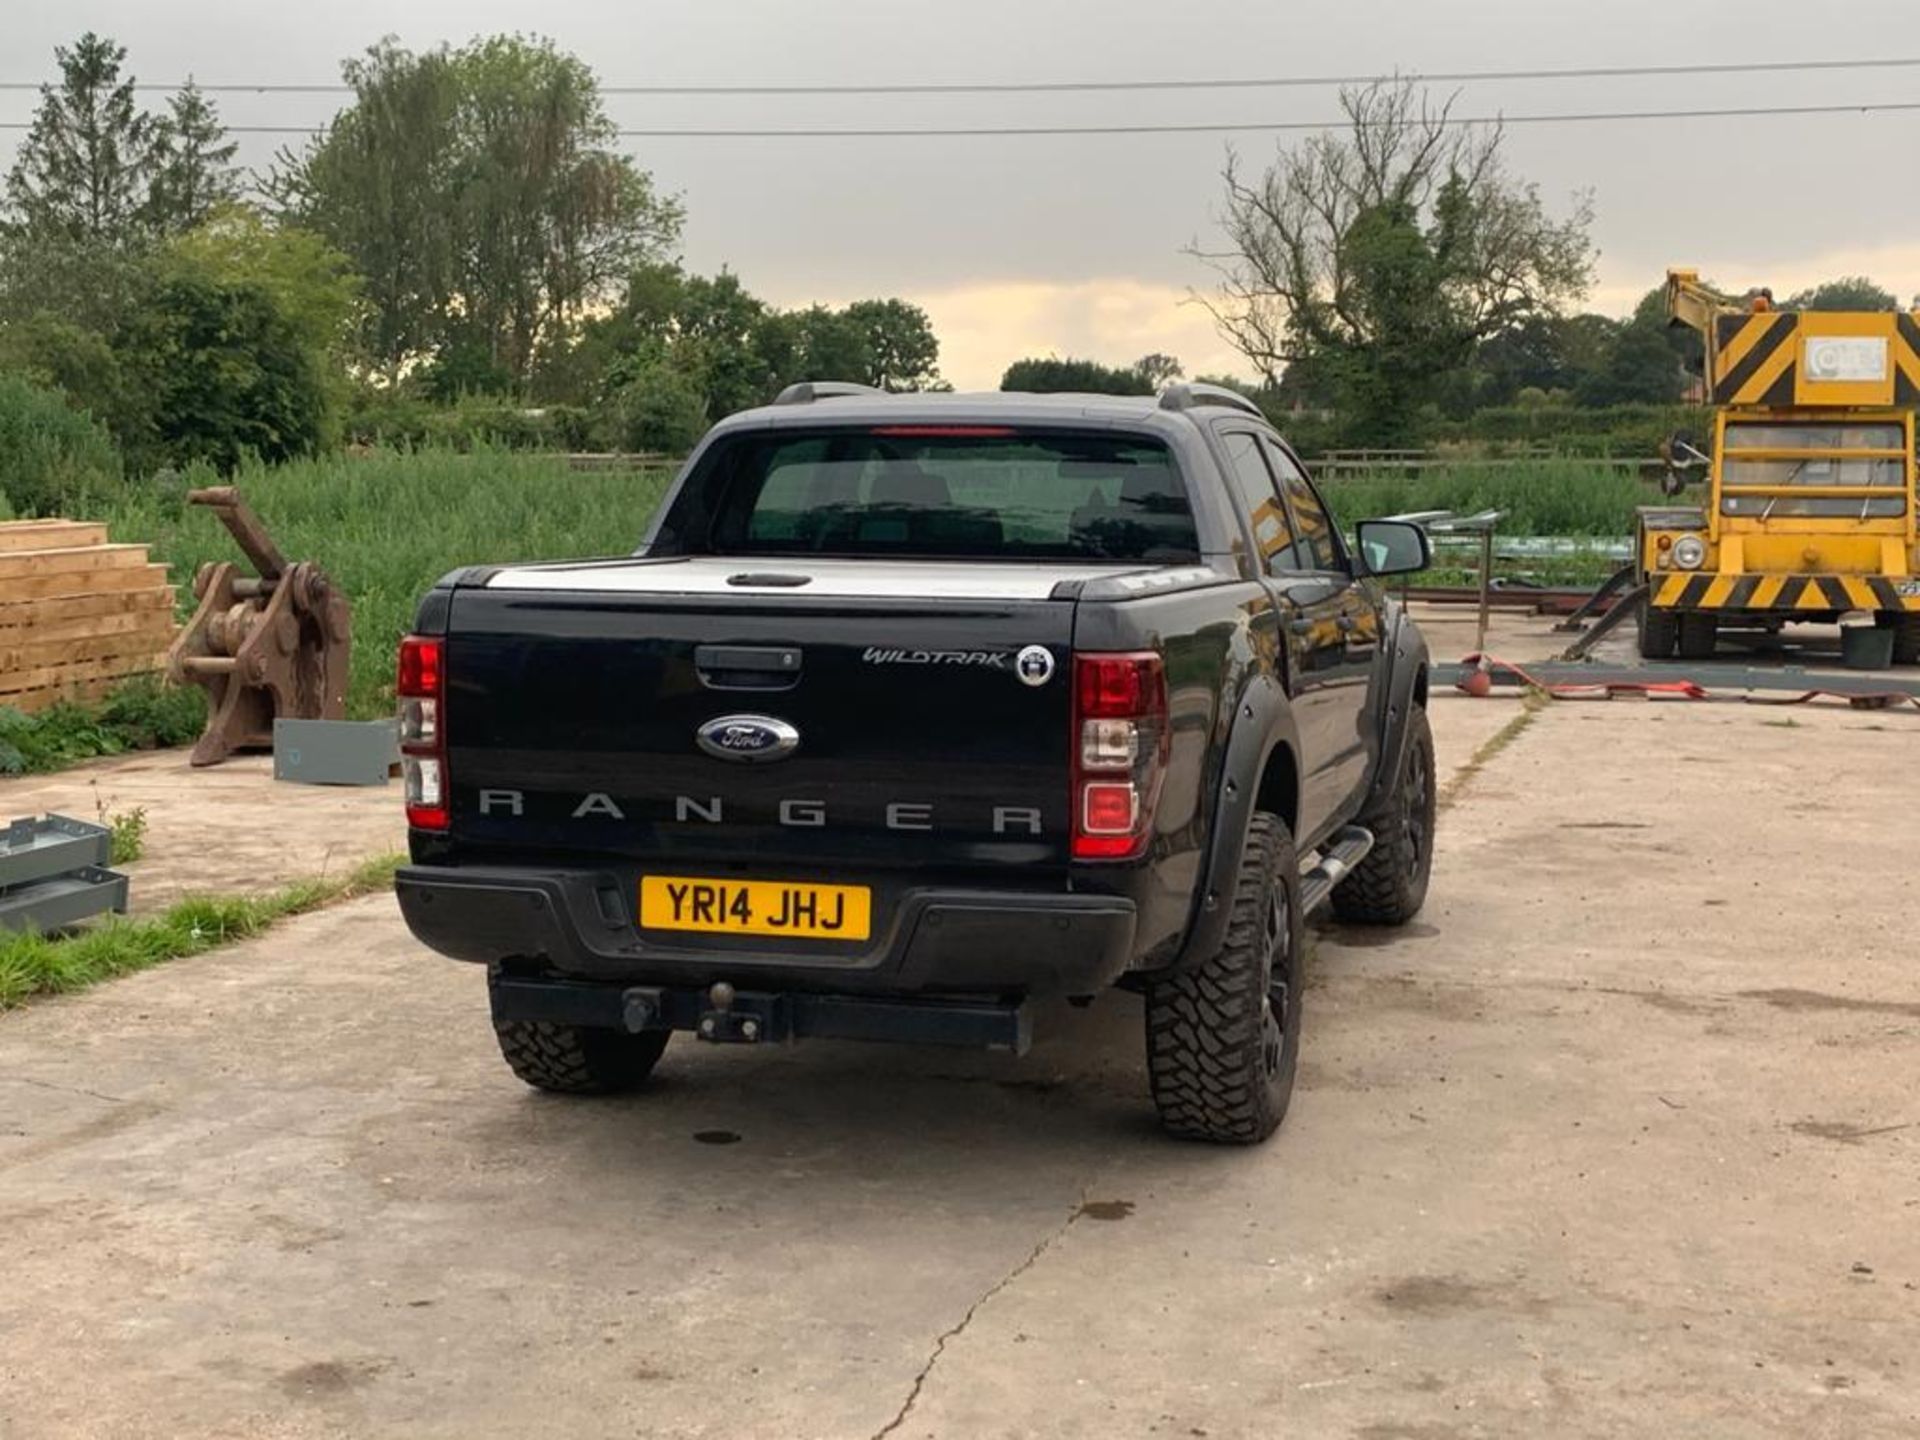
[639, 876, 872, 942]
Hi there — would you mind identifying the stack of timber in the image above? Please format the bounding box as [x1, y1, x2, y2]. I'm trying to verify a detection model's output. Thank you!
[0, 519, 177, 713]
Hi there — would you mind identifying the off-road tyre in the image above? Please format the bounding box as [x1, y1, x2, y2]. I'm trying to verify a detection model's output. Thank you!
[493, 1020, 670, 1095]
[1145, 813, 1303, 1145]
[1885, 611, 1920, 666]
[1637, 601, 1677, 659]
[1332, 705, 1435, 925]
[1676, 611, 1717, 660]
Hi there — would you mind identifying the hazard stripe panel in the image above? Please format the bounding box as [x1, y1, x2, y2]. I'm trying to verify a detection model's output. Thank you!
[1712, 314, 1793, 404]
[1649, 574, 1920, 611]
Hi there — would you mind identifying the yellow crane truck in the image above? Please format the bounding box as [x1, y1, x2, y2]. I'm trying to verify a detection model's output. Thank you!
[1636, 269, 1920, 663]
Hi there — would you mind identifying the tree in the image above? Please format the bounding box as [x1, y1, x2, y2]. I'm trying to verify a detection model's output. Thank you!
[1133, 353, 1184, 389]
[272, 35, 683, 386]
[3, 33, 160, 246]
[1000, 356, 1154, 394]
[1574, 320, 1683, 406]
[267, 39, 458, 382]
[842, 299, 943, 391]
[114, 271, 328, 472]
[146, 82, 240, 234]
[166, 205, 363, 361]
[602, 356, 708, 453]
[1195, 80, 1594, 444]
[1784, 276, 1899, 312]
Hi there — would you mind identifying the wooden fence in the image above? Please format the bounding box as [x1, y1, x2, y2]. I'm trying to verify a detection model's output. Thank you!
[0, 519, 178, 714]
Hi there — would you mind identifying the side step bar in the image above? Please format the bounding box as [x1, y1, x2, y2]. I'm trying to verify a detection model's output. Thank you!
[1298, 825, 1375, 916]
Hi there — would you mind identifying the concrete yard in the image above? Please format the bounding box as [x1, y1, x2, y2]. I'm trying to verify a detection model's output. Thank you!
[2, 677, 1918, 1437]
[0, 751, 405, 915]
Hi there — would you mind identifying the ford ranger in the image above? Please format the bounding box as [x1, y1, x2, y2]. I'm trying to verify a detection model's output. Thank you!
[394, 381, 1437, 1143]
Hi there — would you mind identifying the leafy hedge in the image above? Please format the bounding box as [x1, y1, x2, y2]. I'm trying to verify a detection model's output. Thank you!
[0, 370, 124, 517]
[346, 390, 600, 452]
[1426, 404, 1711, 457]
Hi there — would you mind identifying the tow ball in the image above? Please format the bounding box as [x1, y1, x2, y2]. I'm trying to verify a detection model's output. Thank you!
[695, 981, 779, 1044]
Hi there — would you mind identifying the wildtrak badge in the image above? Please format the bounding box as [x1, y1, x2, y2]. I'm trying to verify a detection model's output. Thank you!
[861, 647, 1012, 668]
[861, 646, 1058, 686]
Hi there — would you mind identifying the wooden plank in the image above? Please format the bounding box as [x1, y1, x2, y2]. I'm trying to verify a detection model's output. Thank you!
[0, 619, 177, 672]
[0, 517, 96, 535]
[0, 565, 174, 605]
[0, 522, 108, 552]
[0, 650, 169, 699]
[0, 589, 178, 631]
[0, 606, 175, 650]
[0, 544, 151, 581]
[7, 675, 137, 715]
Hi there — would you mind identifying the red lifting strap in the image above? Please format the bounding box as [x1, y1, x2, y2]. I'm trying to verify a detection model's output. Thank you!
[1453, 654, 1920, 712]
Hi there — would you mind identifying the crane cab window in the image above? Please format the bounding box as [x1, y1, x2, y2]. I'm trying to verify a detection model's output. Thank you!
[1720, 422, 1907, 518]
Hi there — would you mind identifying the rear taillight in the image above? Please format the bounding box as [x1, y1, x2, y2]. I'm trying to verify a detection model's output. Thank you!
[1071, 652, 1168, 861]
[398, 635, 447, 830]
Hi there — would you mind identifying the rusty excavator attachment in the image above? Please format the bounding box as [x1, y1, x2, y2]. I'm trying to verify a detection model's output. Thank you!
[165, 487, 352, 767]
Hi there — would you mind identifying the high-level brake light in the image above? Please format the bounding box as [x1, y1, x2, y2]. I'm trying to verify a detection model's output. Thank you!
[1070, 651, 1168, 861]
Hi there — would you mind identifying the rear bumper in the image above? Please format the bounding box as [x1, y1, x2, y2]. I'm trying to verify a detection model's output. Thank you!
[395, 864, 1138, 997]
[1650, 573, 1920, 612]
[490, 975, 1033, 1053]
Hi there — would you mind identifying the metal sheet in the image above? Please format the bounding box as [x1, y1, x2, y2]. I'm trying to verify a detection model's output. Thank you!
[273, 719, 399, 787]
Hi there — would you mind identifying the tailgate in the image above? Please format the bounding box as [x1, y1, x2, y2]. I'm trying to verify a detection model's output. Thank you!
[443, 565, 1090, 874]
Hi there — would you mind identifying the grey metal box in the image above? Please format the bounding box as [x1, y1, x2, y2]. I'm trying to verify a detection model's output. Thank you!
[0, 814, 112, 890]
[0, 865, 129, 934]
[273, 719, 399, 787]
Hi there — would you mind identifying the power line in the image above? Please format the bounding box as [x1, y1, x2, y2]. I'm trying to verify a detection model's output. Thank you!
[4, 100, 1916, 138]
[1, 55, 1919, 97]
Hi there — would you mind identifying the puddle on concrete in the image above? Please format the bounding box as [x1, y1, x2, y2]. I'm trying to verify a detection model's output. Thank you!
[692, 1130, 743, 1146]
[1325, 921, 1440, 949]
[1790, 1119, 1914, 1145]
[1742, 988, 1920, 1018]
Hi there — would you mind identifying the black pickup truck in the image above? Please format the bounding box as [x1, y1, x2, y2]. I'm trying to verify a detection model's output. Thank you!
[395, 382, 1436, 1143]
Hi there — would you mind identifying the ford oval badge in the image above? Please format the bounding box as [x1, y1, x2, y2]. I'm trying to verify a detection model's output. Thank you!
[696, 714, 800, 763]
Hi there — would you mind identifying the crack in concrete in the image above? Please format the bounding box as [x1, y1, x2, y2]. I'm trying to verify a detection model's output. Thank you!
[1, 1074, 132, 1106]
[871, 1188, 1091, 1439]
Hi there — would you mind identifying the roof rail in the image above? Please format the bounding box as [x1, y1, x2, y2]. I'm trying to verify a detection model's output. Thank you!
[772, 381, 886, 406]
[1157, 382, 1265, 421]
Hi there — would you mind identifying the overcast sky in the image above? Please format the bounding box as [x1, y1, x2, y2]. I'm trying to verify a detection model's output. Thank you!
[8, 0, 1920, 388]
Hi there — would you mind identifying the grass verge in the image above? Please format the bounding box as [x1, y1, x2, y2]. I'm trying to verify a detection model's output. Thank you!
[0, 852, 403, 1010]
[1437, 688, 1550, 810]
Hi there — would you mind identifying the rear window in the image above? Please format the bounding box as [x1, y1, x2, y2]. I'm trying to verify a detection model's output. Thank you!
[684, 429, 1199, 562]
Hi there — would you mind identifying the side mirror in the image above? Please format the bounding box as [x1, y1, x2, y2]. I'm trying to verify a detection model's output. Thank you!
[1354, 519, 1431, 578]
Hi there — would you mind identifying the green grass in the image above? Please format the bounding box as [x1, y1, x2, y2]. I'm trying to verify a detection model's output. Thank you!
[1319, 459, 1659, 537]
[0, 853, 402, 1009]
[101, 447, 674, 719]
[103, 806, 148, 864]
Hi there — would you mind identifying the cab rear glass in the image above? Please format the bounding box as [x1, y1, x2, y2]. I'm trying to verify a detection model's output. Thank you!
[668, 428, 1200, 562]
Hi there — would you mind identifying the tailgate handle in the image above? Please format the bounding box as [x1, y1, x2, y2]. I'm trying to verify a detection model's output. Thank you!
[695, 645, 802, 691]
